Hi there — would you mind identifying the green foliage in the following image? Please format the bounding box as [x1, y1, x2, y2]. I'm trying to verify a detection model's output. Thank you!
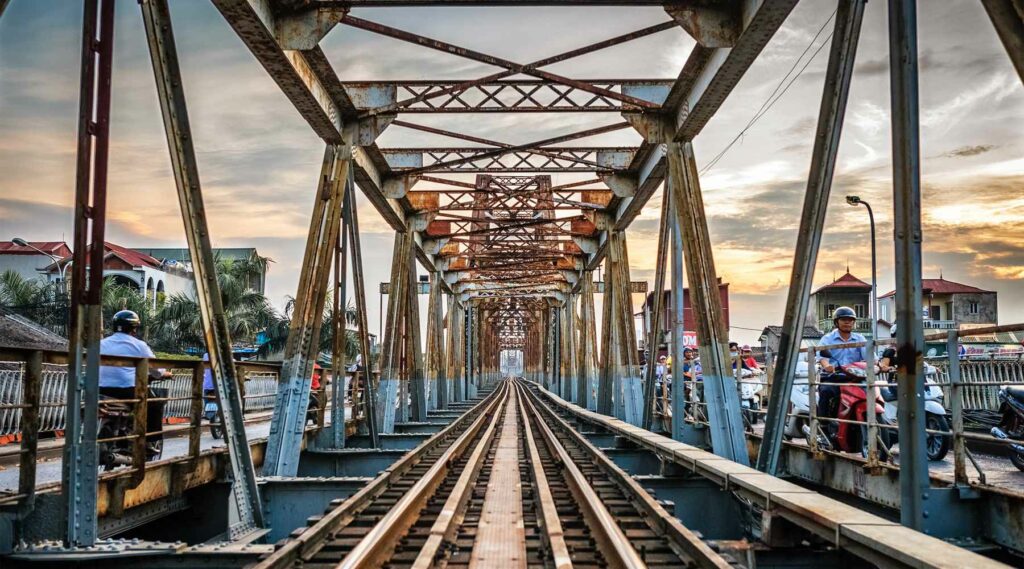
[0, 258, 365, 360]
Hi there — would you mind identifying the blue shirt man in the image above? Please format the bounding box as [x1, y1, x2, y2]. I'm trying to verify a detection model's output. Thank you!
[99, 332, 158, 388]
[818, 328, 868, 371]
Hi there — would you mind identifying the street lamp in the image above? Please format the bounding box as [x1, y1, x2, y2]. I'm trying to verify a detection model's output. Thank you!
[12, 238, 71, 292]
[845, 196, 877, 341]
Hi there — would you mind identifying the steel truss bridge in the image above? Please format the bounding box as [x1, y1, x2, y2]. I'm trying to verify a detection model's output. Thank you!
[1, 0, 1023, 567]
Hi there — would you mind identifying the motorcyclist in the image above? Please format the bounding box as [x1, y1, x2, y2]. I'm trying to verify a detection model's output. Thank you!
[816, 306, 868, 421]
[99, 310, 168, 458]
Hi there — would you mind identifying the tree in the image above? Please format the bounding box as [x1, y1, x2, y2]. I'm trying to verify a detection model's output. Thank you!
[258, 295, 361, 362]
[0, 270, 67, 335]
[152, 257, 276, 353]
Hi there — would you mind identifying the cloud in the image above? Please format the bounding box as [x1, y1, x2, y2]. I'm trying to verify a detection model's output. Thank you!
[941, 144, 997, 158]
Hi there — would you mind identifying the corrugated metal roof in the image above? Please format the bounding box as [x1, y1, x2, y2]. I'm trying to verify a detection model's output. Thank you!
[812, 271, 871, 294]
[880, 277, 994, 298]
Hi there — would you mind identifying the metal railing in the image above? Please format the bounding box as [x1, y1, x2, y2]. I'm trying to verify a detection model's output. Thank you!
[0, 345, 368, 514]
[0, 361, 285, 437]
[655, 324, 1024, 488]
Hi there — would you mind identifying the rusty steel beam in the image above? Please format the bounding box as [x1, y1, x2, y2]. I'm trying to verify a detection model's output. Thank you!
[982, 0, 1024, 84]
[141, 0, 265, 532]
[343, 16, 672, 117]
[346, 78, 673, 113]
[62, 0, 115, 547]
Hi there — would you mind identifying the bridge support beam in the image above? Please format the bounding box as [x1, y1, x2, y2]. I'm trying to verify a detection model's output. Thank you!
[142, 0, 265, 531]
[578, 272, 598, 410]
[598, 232, 642, 425]
[264, 145, 348, 476]
[757, 0, 865, 475]
[61, 0, 116, 546]
[641, 182, 671, 431]
[426, 272, 447, 410]
[889, 0, 932, 532]
[666, 141, 746, 464]
[446, 297, 465, 402]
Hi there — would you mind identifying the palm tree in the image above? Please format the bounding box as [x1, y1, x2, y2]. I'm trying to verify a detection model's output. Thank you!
[152, 257, 277, 353]
[101, 277, 155, 338]
[0, 270, 44, 307]
[258, 295, 361, 361]
[0, 270, 67, 335]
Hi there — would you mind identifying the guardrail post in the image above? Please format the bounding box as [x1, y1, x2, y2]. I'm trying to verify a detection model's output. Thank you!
[188, 363, 202, 464]
[756, 0, 866, 474]
[141, 0, 263, 531]
[17, 351, 43, 518]
[947, 331, 968, 486]
[807, 348, 821, 457]
[865, 341, 879, 469]
[129, 358, 150, 488]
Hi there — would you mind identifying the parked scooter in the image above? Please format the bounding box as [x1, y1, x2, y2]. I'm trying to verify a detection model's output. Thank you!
[97, 369, 171, 471]
[990, 385, 1024, 471]
[880, 362, 950, 461]
[804, 362, 891, 459]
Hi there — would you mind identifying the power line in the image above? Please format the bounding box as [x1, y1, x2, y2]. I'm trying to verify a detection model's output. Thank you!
[700, 9, 838, 175]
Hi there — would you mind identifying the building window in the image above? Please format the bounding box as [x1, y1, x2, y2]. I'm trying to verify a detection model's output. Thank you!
[880, 304, 888, 321]
[825, 304, 837, 317]
[929, 306, 940, 320]
[854, 304, 865, 318]
[969, 301, 979, 315]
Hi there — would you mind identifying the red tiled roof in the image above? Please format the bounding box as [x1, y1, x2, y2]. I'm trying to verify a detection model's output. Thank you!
[880, 277, 994, 298]
[813, 271, 872, 294]
[42, 242, 163, 271]
[0, 241, 71, 256]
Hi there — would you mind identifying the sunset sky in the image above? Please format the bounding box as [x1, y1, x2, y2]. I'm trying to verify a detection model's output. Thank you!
[1, 1, 1022, 344]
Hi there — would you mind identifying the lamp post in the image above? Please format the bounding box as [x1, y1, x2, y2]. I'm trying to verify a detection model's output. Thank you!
[845, 197, 877, 341]
[12, 238, 72, 293]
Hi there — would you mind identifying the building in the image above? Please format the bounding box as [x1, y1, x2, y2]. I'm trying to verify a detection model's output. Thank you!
[135, 247, 267, 294]
[878, 276, 997, 334]
[808, 270, 874, 337]
[0, 241, 72, 283]
[639, 280, 729, 357]
[758, 325, 825, 355]
[41, 242, 194, 309]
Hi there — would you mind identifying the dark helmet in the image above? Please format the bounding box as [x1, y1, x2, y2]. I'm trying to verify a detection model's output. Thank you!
[832, 306, 857, 325]
[112, 310, 141, 333]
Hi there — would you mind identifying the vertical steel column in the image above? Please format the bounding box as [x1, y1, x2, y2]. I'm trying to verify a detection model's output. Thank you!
[667, 141, 747, 464]
[264, 145, 348, 476]
[345, 176, 378, 447]
[598, 243, 616, 415]
[756, 0, 866, 474]
[889, 0, 930, 531]
[378, 231, 409, 432]
[447, 298, 464, 402]
[325, 183, 350, 449]
[561, 298, 575, 401]
[579, 271, 598, 410]
[406, 248, 427, 421]
[669, 177, 691, 442]
[642, 186, 672, 430]
[426, 273, 448, 409]
[141, 0, 264, 530]
[62, 0, 114, 546]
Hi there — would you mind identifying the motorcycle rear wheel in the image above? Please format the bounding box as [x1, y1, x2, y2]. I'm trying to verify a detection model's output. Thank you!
[1010, 449, 1024, 472]
[926, 413, 950, 461]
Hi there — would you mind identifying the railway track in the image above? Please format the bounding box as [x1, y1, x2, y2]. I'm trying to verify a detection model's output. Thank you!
[254, 378, 739, 568]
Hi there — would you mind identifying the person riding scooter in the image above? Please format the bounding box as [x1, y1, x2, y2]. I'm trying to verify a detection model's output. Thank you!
[99, 310, 170, 459]
[817, 306, 868, 423]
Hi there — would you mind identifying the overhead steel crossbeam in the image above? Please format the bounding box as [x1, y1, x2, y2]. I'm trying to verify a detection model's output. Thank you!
[345, 79, 673, 113]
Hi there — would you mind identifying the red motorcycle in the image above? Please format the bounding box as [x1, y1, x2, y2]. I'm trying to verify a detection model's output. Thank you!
[819, 362, 892, 459]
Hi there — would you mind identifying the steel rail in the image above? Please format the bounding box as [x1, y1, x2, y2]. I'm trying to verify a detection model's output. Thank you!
[252, 386, 505, 568]
[513, 381, 573, 569]
[518, 380, 734, 569]
[410, 385, 517, 568]
[338, 382, 510, 569]
[514, 381, 647, 569]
